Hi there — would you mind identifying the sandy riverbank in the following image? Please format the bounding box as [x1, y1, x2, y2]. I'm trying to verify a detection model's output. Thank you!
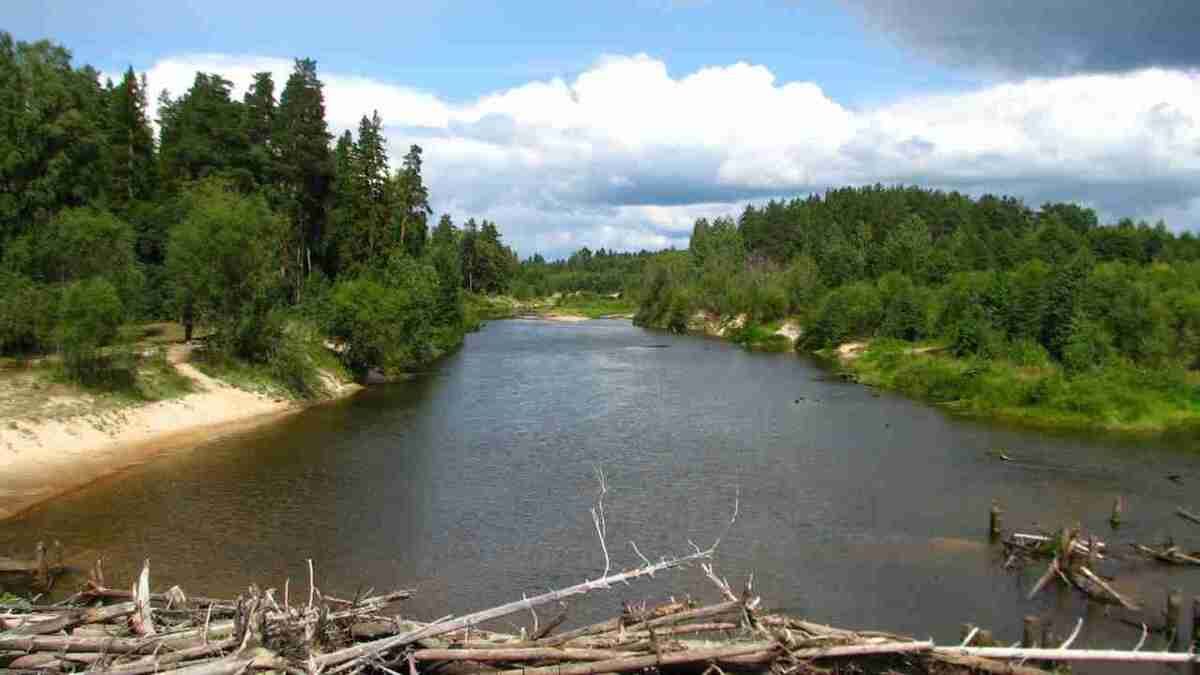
[0, 357, 360, 521]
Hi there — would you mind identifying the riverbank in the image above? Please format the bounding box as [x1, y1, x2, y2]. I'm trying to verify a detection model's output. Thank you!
[831, 339, 1200, 435]
[0, 345, 360, 521]
[641, 309, 1200, 435]
[467, 292, 636, 322]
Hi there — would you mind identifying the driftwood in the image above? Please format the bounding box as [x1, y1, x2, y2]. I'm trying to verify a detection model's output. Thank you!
[1133, 543, 1200, 565]
[1176, 507, 1200, 525]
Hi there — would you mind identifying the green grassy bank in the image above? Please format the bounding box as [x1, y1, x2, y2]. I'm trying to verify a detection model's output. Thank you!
[836, 339, 1200, 434]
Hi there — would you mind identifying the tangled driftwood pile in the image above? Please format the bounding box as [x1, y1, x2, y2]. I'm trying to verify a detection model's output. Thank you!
[7, 544, 1200, 675]
[9, 479, 1200, 674]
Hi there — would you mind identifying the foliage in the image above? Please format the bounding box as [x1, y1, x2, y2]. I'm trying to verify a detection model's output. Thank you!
[327, 253, 444, 376]
[165, 180, 285, 347]
[57, 277, 124, 382]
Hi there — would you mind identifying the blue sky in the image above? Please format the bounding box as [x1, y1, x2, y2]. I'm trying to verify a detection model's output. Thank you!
[8, 0, 1200, 257]
[8, 1, 978, 106]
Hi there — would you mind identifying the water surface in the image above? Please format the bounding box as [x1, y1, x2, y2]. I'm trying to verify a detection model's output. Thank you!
[3, 319, 1199, 665]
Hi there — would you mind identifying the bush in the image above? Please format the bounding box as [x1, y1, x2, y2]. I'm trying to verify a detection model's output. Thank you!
[328, 255, 441, 376]
[802, 282, 882, 348]
[782, 256, 824, 316]
[266, 329, 325, 399]
[57, 278, 125, 382]
[0, 272, 55, 355]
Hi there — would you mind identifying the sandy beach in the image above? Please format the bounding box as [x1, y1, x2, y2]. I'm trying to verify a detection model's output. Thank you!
[0, 357, 359, 521]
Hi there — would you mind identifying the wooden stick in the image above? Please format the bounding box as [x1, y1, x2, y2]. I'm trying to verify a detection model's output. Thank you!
[1027, 556, 1061, 599]
[1077, 565, 1139, 610]
[938, 646, 1200, 664]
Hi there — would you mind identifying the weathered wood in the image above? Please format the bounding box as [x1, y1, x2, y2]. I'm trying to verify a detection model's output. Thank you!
[932, 652, 1051, 675]
[1177, 507, 1200, 525]
[1077, 565, 1139, 610]
[160, 650, 283, 675]
[130, 560, 156, 637]
[1168, 589, 1183, 648]
[0, 621, 236, 654]
[938, 645, 1200, 664]
[1134, 543, 1200, 566]
[5, 601, 135, 636]
[315, 550, 715, 670]
[492, 641, 933, 675]
[1022, 616, 1041, 648]
[92, 638, 240, 675]
[537, 600, 743, 647]
[411, 647, 640, 662]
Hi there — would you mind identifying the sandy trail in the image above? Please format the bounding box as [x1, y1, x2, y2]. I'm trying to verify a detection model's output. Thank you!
[0, 347, 358, 521]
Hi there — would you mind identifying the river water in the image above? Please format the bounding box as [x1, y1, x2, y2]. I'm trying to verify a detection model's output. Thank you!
[3, 319, 1200, 663]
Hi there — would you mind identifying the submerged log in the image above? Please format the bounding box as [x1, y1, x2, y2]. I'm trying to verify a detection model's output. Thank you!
[1133, 543, 1200, 565]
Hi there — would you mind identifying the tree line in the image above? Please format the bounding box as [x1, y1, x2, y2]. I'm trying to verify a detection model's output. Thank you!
[636, 185, 1200, 389]
[0, 32, 518, 392]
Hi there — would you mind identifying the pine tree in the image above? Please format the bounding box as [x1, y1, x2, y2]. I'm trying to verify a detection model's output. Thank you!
[105, 67, 156, 210]
[429, 214, 463, 324]
[392, 144, 432, 258]
[340, 111, 389, 270]
[274, 58, 332, 285]
[242, 72, 276, 189]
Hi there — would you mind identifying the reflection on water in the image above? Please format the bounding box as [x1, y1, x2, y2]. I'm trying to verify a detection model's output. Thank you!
[2, 319, 1200, 671]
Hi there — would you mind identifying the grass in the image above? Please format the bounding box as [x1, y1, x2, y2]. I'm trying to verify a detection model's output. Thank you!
[547, 293, 636, 319]
[729, 322, 794, 352]
[841, 339, 1200, 434]
[0, 345, 194, 424]
[191, 320, 353, 401]
[465, 294, 521, 321]
[465, 292, 637, 321]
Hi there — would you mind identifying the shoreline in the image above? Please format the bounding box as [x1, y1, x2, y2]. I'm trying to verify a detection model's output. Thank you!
[0, 360, 361, 522]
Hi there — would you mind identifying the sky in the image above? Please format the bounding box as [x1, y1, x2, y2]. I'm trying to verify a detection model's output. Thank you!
[8, 0, 1200, 258]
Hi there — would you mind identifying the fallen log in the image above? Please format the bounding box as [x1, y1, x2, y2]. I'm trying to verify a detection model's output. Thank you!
[314, 548, 715, 670]
[5, 601, 135, 636]
[492, 641, 933, 675]
[938, 645, 1200, 664]
[411, 647, 641, 662]
[535, 599, 743, 647]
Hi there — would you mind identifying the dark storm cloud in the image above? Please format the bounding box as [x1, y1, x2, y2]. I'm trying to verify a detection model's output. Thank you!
[842, 0, 1200, 75]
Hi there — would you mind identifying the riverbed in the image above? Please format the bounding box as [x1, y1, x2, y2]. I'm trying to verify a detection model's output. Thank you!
[2, 319, 1199, 660]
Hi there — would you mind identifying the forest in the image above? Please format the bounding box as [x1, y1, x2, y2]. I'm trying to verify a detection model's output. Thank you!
[0, 32, 519, 396]
[7, 30, 1200, 430]
[633, 186, 1200, 430]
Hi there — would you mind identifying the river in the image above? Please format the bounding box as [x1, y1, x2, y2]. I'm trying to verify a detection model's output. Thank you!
[2, 319, 1199, 661]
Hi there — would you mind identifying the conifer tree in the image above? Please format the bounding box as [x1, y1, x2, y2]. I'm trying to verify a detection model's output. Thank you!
[274, 58, 332, 284]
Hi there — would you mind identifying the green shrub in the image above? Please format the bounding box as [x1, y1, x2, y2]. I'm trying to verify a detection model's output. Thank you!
[57, 278, 125, 383]
[802, 282, 882, 348]
[0, 272, 55, 355]
[1062, 314, 1114, 373]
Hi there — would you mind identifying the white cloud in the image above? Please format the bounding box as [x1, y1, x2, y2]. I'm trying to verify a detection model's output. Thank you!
[141, 53, 1200, 257]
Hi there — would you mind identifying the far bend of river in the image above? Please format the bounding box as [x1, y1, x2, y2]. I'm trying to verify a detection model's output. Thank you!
[4, 319, 1200, 663]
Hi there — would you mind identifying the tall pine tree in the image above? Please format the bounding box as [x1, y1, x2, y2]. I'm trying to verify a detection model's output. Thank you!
[274, 58, 332, 287]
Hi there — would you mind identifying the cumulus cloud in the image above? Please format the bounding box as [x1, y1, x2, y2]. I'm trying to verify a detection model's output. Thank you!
[142, 53, 1200, 257]
[841, 0, 1200, 75]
